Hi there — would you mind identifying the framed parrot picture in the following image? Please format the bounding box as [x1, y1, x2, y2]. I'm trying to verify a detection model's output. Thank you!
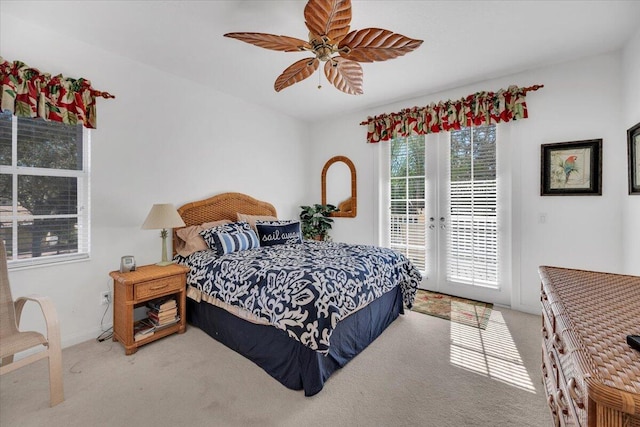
[628, 122, 640, 195]
[541, 139, 602, 196]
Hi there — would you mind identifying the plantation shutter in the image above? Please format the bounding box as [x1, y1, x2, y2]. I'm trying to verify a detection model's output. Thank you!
[447, 126, 498, 287]
[389, 136, 426, 271]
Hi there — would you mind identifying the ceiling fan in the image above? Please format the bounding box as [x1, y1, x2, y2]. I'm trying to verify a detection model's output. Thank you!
[224, 0, 423, 95]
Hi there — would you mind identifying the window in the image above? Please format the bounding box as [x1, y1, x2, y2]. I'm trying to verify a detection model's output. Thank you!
[448, 126, 498, 287]
[385, 125, 500, 293]
[389, 135, 426, 271]
[0, 111, 90, 267]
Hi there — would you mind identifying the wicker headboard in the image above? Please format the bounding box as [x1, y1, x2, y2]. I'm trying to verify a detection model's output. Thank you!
[172, 192, 277, 255]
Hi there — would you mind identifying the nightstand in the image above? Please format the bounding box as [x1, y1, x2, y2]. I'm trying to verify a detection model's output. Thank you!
[109, 263, 189, 355]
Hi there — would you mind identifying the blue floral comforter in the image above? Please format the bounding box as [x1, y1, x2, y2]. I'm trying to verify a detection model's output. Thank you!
[176, 241, 422, 354]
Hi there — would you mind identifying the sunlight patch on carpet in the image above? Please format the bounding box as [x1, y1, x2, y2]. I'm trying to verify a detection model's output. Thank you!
[450, 310, 536, 393]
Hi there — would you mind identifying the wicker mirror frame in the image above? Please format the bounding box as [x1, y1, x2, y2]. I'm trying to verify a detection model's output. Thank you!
[321, 156, 357, 218]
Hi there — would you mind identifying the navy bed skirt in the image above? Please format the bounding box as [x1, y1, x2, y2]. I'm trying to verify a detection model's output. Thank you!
[187, 286, 404, 396]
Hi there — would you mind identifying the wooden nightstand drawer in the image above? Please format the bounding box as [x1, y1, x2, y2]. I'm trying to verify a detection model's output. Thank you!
[135, 276, 183, 300]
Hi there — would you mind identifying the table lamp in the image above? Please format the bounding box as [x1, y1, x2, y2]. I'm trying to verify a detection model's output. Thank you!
[141, 203, 186, 266]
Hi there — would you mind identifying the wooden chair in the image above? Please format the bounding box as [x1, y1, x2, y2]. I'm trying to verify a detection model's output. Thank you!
[0, 240, 64, 407]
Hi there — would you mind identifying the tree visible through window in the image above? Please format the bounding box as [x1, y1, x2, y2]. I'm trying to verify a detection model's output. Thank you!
[389, 135, 426, 271]
[0, 111, 90, 266]
[448, 126, 498, 286]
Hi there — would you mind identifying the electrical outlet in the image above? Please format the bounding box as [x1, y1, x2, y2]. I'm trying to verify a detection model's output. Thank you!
[100, 291, 112, 305]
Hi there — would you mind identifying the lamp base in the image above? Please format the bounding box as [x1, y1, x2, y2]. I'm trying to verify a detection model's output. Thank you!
[157, 229, 173, 267]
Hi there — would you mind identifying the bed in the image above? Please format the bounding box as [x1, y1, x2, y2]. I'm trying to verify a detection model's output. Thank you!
[173, 192, 422, 396]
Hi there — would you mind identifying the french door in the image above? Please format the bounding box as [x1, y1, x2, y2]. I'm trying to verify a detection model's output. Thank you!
[384, 125, 510, 305]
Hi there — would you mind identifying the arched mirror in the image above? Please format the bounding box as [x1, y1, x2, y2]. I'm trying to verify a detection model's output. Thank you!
[322, 156, 357, 218]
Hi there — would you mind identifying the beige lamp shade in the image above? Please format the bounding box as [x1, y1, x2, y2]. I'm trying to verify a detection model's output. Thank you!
[142, 204, 185, 266]
[141, 204, 185, 230]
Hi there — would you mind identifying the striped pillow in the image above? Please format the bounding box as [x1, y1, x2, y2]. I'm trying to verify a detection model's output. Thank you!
[200, 222, 259, 255]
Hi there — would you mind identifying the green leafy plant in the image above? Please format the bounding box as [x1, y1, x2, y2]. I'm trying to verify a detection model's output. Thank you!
[299, 204, 339, 241]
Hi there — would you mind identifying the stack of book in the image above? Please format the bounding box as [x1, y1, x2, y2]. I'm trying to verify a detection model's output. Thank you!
[133, 318, 155, 342]
[146, 297, 179, 330]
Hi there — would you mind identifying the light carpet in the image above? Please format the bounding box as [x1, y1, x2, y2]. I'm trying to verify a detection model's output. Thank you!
[1, 306, 551, 427]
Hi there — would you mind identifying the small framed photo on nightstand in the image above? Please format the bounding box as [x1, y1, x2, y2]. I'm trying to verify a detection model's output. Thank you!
[120, 255, 136, 273]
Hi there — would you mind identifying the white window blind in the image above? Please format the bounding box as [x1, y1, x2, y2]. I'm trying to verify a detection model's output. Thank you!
[0, 111, 90, 268]
[389, 136, 426, 271]
[447, 126, 498, 287]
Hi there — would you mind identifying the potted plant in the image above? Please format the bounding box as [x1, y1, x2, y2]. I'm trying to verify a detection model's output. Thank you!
[299, 204, 339, 241]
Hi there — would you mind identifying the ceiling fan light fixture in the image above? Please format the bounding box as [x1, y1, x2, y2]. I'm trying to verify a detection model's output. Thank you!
[312, 43, 336, 61]
[224, 0, 423, 95]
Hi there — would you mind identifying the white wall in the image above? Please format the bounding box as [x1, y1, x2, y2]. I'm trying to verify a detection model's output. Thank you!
[622, 28, 640, 275]
[308, 51, 628, 314]
[3, 11, 637, 349]
[1, 14, 310, 348]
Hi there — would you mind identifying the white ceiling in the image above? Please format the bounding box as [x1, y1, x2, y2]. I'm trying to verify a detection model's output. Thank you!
[3, 1, 639, 123]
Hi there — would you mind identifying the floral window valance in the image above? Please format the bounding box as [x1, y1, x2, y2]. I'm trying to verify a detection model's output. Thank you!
[0, 57, 115, 129]
[360, 84, 543, 143]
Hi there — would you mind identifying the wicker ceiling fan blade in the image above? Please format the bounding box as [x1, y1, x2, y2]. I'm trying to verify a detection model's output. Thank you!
[225, 2, 423, 94]
[324, 57, 363, 95]
[274, 58, 320, 92]
[304, 0, 352, 43]
[339, 28, 423, 62]
[224, 32, 311, 52]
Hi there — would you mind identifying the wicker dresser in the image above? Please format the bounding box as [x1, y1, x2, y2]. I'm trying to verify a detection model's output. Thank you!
[539, 266, 640, 427]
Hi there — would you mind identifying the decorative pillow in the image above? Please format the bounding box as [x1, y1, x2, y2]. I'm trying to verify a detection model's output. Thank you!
[255, 220, 303, 247]
[175, 220, 231, 257]
[236, 213, 278, 233]
[200, 221, 260, 255]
